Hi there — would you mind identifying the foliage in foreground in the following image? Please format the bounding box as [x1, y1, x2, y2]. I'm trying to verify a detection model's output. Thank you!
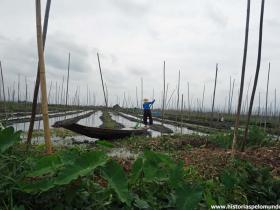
[0, 126, 279, 210]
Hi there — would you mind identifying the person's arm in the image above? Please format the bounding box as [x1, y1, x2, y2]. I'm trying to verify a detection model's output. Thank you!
[148, 99, 155, 107]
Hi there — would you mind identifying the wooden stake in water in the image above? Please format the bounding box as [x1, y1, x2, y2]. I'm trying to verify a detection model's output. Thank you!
[35, 0, 52, 154]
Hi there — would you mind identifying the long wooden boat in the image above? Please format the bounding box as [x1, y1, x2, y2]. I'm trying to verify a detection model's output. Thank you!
[54, 123, 148, 140]
[53, 113, 148, 140]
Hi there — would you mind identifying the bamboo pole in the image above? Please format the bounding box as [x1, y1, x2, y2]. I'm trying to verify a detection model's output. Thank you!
[97, 53, 108, 107]
[141, 78, 143, 109]
[65, 52, 71, 106]
[229, 79, 235, 114]
[228, 76, 232, 114]
[17, 74, 20, 103]
[180, 94, 184, 135]
[187, 82, 190, 113]
[27, 0, 51, 149]
[201, 84, 205, 113]
[264, 62, 270, 128]
[176, 70, 180, 122]
[274, 88, 277, 117]
[211, 64, 218, 122]
[35, 0, 52, 154]
[60, 76, 64, 105]
[232, 0, 251, 155]
[136, 86, 139, 108]
[161, 61, 166, 131]
[25, 77, 28, 107]
[166, 88, 176, 109]
[0, 61, 7, 122]
[242, 0, 265, 151]
[47, 81, 52, 103]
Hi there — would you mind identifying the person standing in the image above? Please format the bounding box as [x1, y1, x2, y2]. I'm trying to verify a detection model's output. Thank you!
[143, 98, 155, 127]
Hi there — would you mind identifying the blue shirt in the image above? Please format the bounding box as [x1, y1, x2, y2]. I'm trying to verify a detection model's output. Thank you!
[143, 100, 155, 110]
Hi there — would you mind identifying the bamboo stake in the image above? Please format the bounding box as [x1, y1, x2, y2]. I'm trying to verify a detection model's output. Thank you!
[180, 94, 184, 134]
[65, 52, 71, 106]
[25, 77, 28, 107]
[60, 76, 64, 105]
[35, 0, 52, 154]
[258, 91, 261, 117]
[48, 81, 52, 103]
[141, 78, 143, 109]
[228, 76, 232, 114]
[187, 82, 190, 113]
[264, 62, 270, 128]
[136, 86, 139, 108]
[242, 0, 265, 151]
[27, 0, 51, 149]
[274, 88, 277, 117]
[166, 88, 176, 109]
[232, 0, 251, 155]
[0, 61, 7, 122]
[18, 74, 20, 103]
[161, 61, 166, 132]
[201, 84, 205, 113]
[211, 64, 218, 122]
[176, 70, 180, 122]
[229, 79, 235, 114]
[97, 53, 108, 107]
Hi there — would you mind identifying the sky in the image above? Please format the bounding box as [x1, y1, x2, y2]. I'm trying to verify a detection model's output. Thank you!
[0, 0, 279, 112]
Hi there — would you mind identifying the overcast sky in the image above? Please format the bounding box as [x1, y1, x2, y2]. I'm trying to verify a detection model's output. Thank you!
[0, 0, 279, 111]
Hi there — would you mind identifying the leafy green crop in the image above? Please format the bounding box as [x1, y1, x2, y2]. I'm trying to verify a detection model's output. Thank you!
[0, 126, 279, 210]
[0, 127, 21, 153]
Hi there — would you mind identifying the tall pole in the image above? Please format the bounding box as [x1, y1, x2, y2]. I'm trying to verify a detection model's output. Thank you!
[136, 86, 139, 108]
[274, 88, 277, 117]
[141, 78, 143, 109]
[264, 62, 270, 128]
[232, 0, 251, 155]
[0, 61, 7, 122]
[228, 76, 232, 114]
[242, 0, 265, 151]
[161, 61, 166, 130]
[229, 79, 235, 114]
[35, 0, 52, 154]
[201, 84, 205, 113]
[180, 94, 184, 134]
[211, 64, 218, 122]
[97, 53, 108, 107]
[176, 70, 181, 122]
[27, 0, 51, 149]
[65, 52, 71, 106]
